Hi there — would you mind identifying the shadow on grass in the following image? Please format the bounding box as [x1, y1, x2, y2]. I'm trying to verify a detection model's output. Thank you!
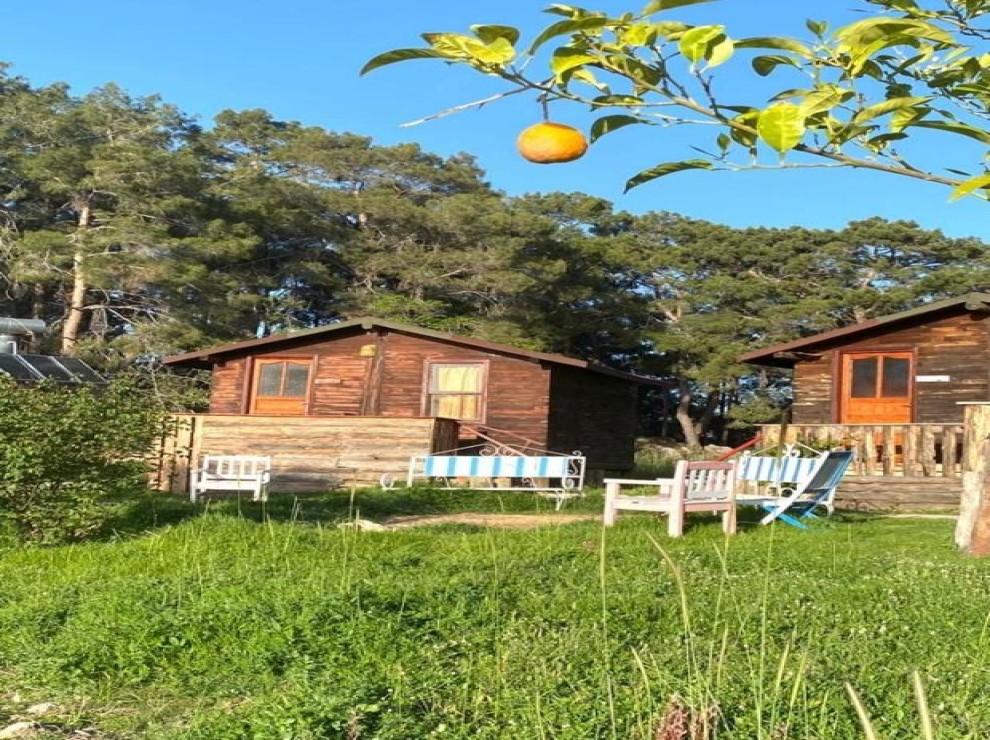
[98, 485, 607, 539]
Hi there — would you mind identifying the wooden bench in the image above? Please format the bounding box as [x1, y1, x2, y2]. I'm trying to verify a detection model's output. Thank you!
[189, 455, 272, 503]
[404, 453, 586, 509]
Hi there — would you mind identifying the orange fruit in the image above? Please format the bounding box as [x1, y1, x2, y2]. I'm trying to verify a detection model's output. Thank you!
[516, 122, 588, 164]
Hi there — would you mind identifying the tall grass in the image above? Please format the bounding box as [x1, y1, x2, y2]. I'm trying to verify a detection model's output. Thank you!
[0, 490, 987, 737]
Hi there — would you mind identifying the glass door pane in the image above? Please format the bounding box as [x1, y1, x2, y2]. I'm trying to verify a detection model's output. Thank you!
[850, 357, 878, 398]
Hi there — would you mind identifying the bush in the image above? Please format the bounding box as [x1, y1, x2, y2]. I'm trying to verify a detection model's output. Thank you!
[0, 375, 169, 543]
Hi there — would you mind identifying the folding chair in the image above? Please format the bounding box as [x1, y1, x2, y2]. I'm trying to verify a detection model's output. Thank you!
[755, 451, 854, 529]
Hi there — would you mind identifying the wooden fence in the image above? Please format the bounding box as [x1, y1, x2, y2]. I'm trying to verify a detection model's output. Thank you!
[759, 423, 965, 478]
[153, 414, 460, 494]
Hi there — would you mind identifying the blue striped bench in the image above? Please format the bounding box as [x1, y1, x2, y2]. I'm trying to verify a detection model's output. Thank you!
[405, 454, 586, 509]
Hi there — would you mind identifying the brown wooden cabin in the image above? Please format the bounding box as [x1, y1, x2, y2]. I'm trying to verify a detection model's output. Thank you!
[163, 318, 666, 473]
[738, 293, 990, 425]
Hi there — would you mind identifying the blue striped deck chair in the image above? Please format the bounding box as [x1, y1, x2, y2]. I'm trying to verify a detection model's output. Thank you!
[737, 451, 825, 504]
[757, 451, 854, 529]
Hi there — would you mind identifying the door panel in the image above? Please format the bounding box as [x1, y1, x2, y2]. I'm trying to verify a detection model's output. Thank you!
[250, 358, 312, 415]
[840, 352, 912, 423]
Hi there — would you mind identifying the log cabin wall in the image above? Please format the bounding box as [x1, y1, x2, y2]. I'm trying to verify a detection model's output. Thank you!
[207, 333, 373, 415]
[204, 328, 555, 447]
[548, 366, 638, 470]
[154, 414, 459, 492]
[791, 312, 990, 424]
[376, 332, 552, 447]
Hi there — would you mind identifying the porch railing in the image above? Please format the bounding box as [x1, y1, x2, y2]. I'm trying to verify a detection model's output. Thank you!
[757, 423, 965, 478]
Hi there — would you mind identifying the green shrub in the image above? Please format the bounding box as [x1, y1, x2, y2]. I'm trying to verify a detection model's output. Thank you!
[0, 375, 169, 543]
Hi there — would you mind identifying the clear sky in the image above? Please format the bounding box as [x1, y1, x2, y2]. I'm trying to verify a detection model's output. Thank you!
[5, 0, 989, 238]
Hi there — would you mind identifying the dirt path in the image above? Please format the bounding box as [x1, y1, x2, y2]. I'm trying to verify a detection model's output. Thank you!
[383, 512, 600, 529]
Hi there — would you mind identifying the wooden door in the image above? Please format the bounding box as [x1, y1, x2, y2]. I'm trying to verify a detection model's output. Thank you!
[249, 358, 312, 415]
[840, 352, 913, 423]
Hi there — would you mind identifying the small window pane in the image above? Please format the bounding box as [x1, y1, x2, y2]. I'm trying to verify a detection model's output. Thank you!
[851, 357, 878, 398]
[432, 365, 482, 392]
[431, 394, 481, 420]
[882, 357, 910, 397]
[283, 363, 310, 397]
[258, 363, 282, 396]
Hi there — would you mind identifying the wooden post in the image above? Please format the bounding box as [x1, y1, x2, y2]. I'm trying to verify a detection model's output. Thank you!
[956, 403, 990, 553]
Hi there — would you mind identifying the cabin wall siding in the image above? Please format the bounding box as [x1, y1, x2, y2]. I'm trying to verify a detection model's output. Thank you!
[790, 313, 989, 424]
[548, 367, 637, 469]
[376, 333, 552, 447]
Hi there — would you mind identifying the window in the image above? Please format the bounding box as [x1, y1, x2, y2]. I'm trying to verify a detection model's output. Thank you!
[427, 363, 485, 420]
[250, 358, 313, 415]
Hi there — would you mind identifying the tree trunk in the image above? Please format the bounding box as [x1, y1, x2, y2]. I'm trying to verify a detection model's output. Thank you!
[957, 403, 990, 555]
[676, 379, 700, 448]
[61, 202, 90, 355]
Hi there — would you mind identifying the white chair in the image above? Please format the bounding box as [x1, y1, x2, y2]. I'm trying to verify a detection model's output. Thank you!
[189, 454, 272, 503]
[603, 460, 737, 537]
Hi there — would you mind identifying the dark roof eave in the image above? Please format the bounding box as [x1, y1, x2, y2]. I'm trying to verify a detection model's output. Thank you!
[739, 292, 990, 366]
[164, 317, 670, 387]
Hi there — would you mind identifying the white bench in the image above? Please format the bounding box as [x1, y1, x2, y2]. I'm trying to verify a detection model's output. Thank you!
[189, 455, 272, 503]
[404, 453, 586, 510]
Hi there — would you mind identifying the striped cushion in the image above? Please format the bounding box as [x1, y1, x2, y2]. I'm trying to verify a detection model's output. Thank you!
[737, 455, 819, 484]
[421, 455, 571, 478]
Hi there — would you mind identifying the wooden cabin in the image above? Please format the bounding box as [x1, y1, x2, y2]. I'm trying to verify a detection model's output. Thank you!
[162, 318, 665, 488]
[735, 295, 990, 507]
[738, 293, 990, 425]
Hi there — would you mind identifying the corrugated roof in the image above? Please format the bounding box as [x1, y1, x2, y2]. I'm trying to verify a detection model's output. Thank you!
[739, 292, 990, 367]
[164, 317, 670, 387]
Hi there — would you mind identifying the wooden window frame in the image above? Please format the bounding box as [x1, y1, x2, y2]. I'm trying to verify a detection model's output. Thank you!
[421, 360, 489, 422]
[246, 355, 317, 415]
[834, 348, 916, 423]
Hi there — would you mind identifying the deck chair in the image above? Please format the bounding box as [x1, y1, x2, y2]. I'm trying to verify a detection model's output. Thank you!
[603, 460, 737, 537]
[754, 451, 854, 529]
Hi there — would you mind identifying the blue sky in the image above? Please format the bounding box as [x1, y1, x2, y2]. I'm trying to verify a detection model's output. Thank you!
[5, 0, 989, 238]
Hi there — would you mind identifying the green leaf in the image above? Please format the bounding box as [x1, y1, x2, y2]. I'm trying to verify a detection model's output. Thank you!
[590, 114, 642, 142]
[591, 94, 645, 107]
[799, 84, 851, 117]
[471, 25, 520, 46]
[757, 103, 806, 153]
[678, 25, 726, 64]
[806, 19, 828, 37]
[910, 119, 990, 145]
[852, 96, 933, 124]
[527, 16, 610, 54]
[949, 173, 990, 201]
[551, 48, 599, 77]
[752, 54, 798, 77]
[735, 37, 813, 57]
[624, 159, 714, 192]
[706, 35, 735, 68]
[716, 133, 731, 152]
[642, 0, 716, 13]
[360, 48, 444, 76]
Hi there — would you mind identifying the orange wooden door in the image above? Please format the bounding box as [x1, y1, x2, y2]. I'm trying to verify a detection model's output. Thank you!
[249, 358, 312, 415]
[840, 352, 913, 424]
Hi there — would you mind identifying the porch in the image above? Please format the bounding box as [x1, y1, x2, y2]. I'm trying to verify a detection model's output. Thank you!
[758, 422, 965, 512]
[153, 414, 460, 495]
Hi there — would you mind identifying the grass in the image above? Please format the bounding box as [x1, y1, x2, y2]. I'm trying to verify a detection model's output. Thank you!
[0, 489, 988, 738]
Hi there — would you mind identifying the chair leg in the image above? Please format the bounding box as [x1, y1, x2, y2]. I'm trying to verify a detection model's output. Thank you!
[603, 483, 617, 526]
[722, 506, 737, 535]
[667, 506, 684, 537]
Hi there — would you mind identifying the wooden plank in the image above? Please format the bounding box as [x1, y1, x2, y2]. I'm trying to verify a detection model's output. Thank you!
[943, 425, 959, 478]
[882, 426, 896, 476]
[901, 424, 921, 477]
[862, 427, 876, 476]
[921, 425, 937, 477]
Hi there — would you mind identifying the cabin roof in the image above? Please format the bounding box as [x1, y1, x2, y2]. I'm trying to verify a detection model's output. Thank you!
[739, 292, 990, 368]
[163, 317, 670, 387]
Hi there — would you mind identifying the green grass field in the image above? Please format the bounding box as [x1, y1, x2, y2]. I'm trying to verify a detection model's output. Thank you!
[0, 490, 987, 738]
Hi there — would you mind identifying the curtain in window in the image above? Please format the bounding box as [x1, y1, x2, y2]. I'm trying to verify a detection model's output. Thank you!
[431, 365, 483, 420]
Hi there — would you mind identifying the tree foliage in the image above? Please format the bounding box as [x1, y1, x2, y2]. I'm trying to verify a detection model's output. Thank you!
[364, 0, 990, 198]
[0, 376, 170, 543]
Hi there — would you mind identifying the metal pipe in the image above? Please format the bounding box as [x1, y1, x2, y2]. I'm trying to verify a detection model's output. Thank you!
[0, 318, 45, 335]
